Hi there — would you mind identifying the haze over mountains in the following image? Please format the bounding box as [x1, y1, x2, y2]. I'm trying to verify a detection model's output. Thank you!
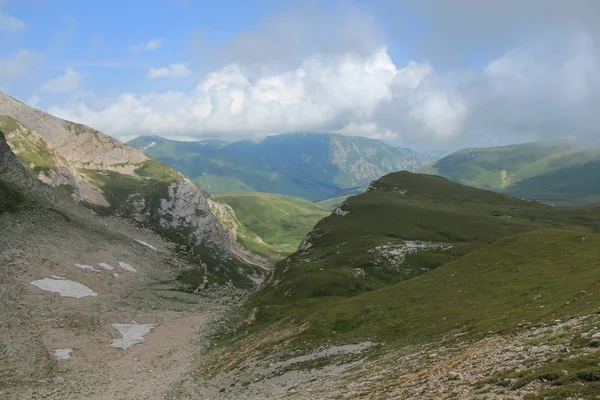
[128, 134, 444, 200]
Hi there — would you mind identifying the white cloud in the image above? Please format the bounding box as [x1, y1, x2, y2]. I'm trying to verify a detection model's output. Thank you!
[147, 63, 191, 79]
[0, 10, 26, 31]
[41, 68, 82, 93]
[0, 49, 42, 80]
[47, 31, 600, 147]
[131, 38, 164, 52]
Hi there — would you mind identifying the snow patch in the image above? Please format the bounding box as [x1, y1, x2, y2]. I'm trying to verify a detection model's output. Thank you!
[142, 141, 156, 151]
[135, 239, 157, 251]
[53, 348, 73, 360]
[118, 262, 137, 272]
[111, 323, 158, 350]
[30, 278, 98, 298]
[73, 263, 101, 272]
[98, 263, 114, 270]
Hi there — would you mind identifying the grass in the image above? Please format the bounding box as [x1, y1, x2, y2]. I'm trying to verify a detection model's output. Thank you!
[229, 172, 600, 355]
[134, 159, 181, 182]
[252, 172, 600, 313]
[504, 160, 600, 206]
[419, 142, 574, 189]
[0, 115, 58, 175]
[296, 229, 600, 345]
[216, 192, 329, 250]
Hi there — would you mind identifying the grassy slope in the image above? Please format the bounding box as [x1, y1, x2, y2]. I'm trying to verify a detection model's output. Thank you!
[250, 172, 600, 329]
[216, 193, 329, 252]
[504, 160, 600, 206]
[299, 229, 600, 346]
[0, 115, 59, 175]
[419, 142, 573, 189]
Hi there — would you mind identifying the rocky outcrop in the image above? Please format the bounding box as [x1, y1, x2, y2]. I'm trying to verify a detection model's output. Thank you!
[0, 91, 270, 286]
[0, 92, 148, 172]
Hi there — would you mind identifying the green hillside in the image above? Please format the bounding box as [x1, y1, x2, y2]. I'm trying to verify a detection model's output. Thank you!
[205, 173, 600, 398]
[419, 142, 600, 206]
[253, 172, 600, 316]
[128, 133, 440, 201]
[504, 160, 600, 206]
[216, 193, 329, 253]
[419, 142, 575, 189]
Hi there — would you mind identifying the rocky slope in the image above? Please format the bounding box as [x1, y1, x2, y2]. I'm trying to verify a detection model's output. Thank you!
[0, 92, 268, 287]
[128, 133, 443, 201]
[0, 127, 251, 399]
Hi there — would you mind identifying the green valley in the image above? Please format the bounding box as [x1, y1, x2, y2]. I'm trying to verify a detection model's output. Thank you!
[215, 192, 329, 253]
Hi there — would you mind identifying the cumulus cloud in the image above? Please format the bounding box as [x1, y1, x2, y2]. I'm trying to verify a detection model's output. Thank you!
[131, 38, 164, 52]
[147, 63, 191, 79]
[42, 68, 82, 93]
[45, 1, 600, 148]
[0, 49, 42, 80]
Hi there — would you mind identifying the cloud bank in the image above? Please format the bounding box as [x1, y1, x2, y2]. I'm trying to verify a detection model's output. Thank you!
[42, 0, 600, 147]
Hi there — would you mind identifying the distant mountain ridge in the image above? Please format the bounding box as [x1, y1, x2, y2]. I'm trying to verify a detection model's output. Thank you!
[418, 141, 600, 206]
[128, 133, 443, 201]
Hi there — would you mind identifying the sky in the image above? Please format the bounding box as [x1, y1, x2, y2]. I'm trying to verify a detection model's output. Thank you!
[1, 0, 599, 150]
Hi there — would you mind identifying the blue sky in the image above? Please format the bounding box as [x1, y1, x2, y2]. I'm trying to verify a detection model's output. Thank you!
[1, 0, 599, 149]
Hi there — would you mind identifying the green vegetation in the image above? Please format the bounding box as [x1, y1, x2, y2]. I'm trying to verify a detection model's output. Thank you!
[419, 141, 600, 206]
[504, 160, 600, 206]
[216, 192, 329, 251]
[253, 172, 600, 313]
[128, 133, 437, 201]
[235, 172, 600, 354]
[419, 142, 574, 189]
[315, 195, 348, 210]
[295, 230, 600, 345]
[0, 115, 58, 175]
[134, 159, 181, 182]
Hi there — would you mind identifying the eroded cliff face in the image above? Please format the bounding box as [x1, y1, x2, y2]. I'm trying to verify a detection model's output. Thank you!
[0, 91, 269, 287]
[0, 92, 148, 171]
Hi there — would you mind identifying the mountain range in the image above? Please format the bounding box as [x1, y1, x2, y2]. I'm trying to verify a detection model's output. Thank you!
[127, 134, 444, 201]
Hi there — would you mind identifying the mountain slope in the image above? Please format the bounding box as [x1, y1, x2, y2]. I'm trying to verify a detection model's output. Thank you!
[419, 141, 600, 205]
[0, 128, 249, 399]
[503, 159, 600, 206]
[128, 133, 440, 201]
[0, 92, 268, 287]
[418, 142, 580, 189]
[252, 172, 600, 317]
[189, 173, 600, 399]
[215, 193, 329, 253]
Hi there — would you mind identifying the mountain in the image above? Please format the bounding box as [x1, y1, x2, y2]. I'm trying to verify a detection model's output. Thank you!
[128, 133, 441, 201]
[189, 172, 600, 399]
[0, 92, 268, 287]
[0, 125, 260, 398]
[214, 193, 329, 255]
[419, 141, 600, 205]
